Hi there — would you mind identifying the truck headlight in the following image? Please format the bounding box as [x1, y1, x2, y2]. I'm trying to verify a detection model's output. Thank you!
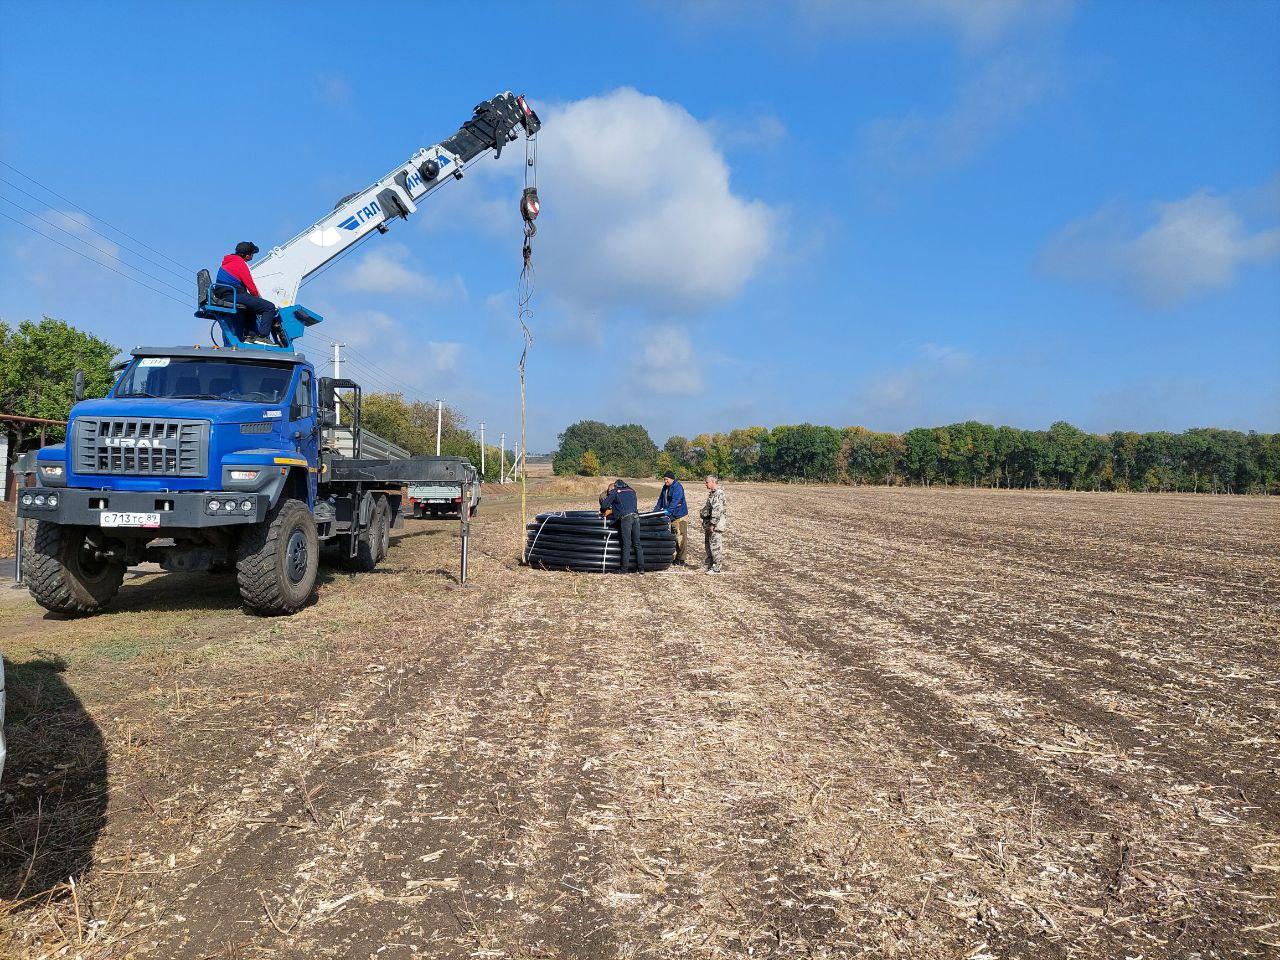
[223, 500, 238, 512]
[34, 495, 45, 506]
[47, 495, 58, 508]
[230, 469, 259, 481]
[207, 499, 220, 512]
[21, 494, 32, 506]
[240, 499, 253, 512]
[39, 465, 63, 478]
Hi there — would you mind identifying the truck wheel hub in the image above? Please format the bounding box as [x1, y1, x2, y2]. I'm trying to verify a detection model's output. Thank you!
[285, 529, 309, 584]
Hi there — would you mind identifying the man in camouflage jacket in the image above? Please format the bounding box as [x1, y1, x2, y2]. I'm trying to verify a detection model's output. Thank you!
[699, 475, 728, 574]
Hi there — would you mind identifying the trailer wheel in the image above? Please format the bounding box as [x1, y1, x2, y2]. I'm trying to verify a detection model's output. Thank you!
[23, 521, 125, 615]
[374, 497, 391, 561]
[236, 499, 318, 615]
[339, 500, 383, 572]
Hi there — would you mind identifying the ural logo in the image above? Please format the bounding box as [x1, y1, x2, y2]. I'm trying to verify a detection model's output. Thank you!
[337, 198, 382, 231]
[104, 437, 168, 448]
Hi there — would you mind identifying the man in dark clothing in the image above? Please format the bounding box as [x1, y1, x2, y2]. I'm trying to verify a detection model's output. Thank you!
[600, 479, 645, 573]
[217, 242, 279, 345]
[654, 471, 689, 565]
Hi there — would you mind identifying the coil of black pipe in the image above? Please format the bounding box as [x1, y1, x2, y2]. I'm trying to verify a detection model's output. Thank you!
[524, 510, 676, 572]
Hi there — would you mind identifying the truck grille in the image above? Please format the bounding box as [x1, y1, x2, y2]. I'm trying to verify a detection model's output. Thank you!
[74, 418, 208, 477]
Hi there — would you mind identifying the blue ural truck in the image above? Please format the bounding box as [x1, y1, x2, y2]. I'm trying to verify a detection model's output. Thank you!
[17, 347, 478, 614]
[14, 91, 541, 615]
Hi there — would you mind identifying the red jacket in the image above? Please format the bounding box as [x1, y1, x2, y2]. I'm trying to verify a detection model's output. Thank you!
[218, 254, 260, 297]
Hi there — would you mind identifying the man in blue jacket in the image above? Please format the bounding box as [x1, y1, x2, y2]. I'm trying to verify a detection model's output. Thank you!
[600, 479, 645, 573]
[654, 471, 688, 566]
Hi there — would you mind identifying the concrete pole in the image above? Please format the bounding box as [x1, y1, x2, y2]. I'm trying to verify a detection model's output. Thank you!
[435, 399, 443, 456]
[332, 342, 346, 424]
[479, 422, 485, 479]
[499, 433, 506, 485]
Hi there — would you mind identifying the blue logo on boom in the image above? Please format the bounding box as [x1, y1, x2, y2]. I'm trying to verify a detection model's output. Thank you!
[337, 198, 383, 231]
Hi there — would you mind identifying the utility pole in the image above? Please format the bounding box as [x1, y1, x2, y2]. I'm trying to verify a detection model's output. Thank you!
[435, 399, 443, 456]
[332, 342, 346, 424]
[499, 433, 506, 485]
[479, 422, 485, 479]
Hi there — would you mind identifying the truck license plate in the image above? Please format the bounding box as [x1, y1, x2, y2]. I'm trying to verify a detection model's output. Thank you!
[100, 512, 161, 528]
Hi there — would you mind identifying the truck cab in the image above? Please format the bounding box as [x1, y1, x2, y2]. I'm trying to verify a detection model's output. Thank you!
[24, 345, 319, 530]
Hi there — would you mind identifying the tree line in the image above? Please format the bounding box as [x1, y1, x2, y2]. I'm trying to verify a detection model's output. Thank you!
[555, 419, 1280, 494]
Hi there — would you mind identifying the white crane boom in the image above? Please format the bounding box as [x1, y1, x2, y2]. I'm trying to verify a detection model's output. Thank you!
[248, 92, 540, 307]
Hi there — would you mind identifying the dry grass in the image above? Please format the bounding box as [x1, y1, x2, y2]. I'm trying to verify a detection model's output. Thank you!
[0, 484, 1275, 958]
[0, 501, 15, 558]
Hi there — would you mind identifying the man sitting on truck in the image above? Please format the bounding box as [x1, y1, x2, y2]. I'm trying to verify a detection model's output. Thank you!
[217, 242, 279, 345]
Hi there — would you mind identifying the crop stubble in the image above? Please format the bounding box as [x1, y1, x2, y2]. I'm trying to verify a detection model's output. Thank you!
[0, 483, 1275, 958]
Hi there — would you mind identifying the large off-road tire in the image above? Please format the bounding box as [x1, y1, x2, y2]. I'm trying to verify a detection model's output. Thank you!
[236, 499, 319, 615]
[374, 497, 391, 562]
[22, 520, 125, 615]
[338, 498, 383, 572]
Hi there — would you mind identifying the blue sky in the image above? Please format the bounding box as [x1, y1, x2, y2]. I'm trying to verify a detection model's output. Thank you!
[1, 0, 1276, 451]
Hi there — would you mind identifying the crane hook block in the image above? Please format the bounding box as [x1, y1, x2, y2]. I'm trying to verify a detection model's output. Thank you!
[521, 187, 540, 223]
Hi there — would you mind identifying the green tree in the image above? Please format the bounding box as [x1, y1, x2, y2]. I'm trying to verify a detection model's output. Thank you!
[0, 317, 118, 423]
[1, 316, 118, 479]
[578, 450, 601, 476]
[903, 428, 941, 484]
[554, 420, 659, 476]
[655, 451, 676, 478]
[767, 424, 841, 481]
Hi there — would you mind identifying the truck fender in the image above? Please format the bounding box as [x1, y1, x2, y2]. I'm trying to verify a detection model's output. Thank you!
[266, 467, 310, 511]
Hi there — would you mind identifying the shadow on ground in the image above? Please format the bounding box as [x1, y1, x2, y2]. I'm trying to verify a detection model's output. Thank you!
[0, 654, 107, 909]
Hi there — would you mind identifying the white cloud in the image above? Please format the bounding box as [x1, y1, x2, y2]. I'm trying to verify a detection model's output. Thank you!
[314, 307, 464, 394]
[314, 73, 352, 108]
[862, 54, 1052, 177]
[706, 111, 788, 150]
[803, 0, 1067, 46]
[852, 342, 976, 428]
[535, 88, 777, 316]
[341, 243, 466, 301]
[634, 325, 703, 395]
[423, 340, 461, 374]
[1039, 187, 1280, 309]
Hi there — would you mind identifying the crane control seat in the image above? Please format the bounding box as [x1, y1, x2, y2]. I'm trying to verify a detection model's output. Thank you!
[194, 269, 323, 353]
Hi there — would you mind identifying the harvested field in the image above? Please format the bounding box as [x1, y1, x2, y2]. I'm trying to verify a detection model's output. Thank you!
[0, 483, 1276, 958]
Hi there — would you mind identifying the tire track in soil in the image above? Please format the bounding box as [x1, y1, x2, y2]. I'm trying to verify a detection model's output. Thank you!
[752, 488, 1280, 815]
[722, 483, 1277, 955]
[269, 582, 627, 959]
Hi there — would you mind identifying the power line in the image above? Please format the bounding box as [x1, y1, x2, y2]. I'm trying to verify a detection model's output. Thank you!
[0, 208, 190, 307]
[0, 194, 191, 298]
[0, 176, 193, 285]
[306, 329, 434, 401]
[0, 158, 197, 275]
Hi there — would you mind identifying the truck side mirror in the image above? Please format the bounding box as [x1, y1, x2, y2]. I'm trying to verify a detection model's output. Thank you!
[73, 369, 86, 403]
[318, 409, 337, 428]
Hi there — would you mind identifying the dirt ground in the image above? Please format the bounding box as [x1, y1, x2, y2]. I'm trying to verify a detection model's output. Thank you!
[0, 482, 1276, 959]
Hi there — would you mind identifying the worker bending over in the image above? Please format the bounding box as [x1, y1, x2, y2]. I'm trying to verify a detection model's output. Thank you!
[600, 479, 646, 573]
[654, 471, 689, 566]
[218, 242, 280, 345]
[700, 475, 728, 574]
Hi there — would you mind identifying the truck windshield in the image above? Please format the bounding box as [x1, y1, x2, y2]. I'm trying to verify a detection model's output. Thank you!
[115, 358, 295, 403]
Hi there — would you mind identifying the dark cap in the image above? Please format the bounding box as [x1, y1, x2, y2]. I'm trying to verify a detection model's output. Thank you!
[663, 471, 675, 479]
[614, 479, 627, 488]
[234, 241, 260, 258]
